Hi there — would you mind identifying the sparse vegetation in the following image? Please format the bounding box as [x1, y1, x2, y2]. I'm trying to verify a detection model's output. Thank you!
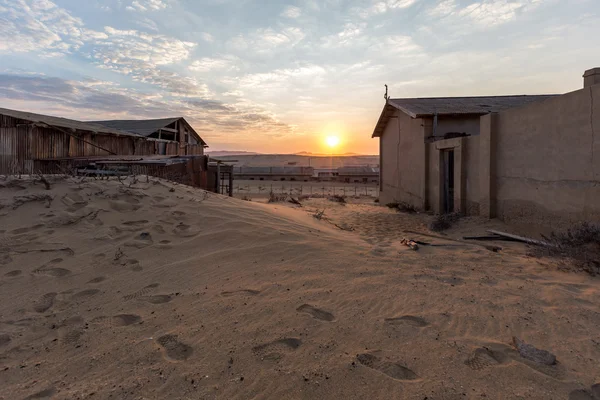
[386, 201, 418, 213]
[313, 210, 325, 220]
[532, 222, 600, 276]
[428, 212, 462, 232]
[268, 191, 287, 203]
[329, 194, 347, 204]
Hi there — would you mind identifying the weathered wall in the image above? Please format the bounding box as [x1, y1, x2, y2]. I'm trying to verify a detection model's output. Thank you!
[379, 110, 425, 207]
[434, 115, 481, 137]
[494, 85, 600, 228]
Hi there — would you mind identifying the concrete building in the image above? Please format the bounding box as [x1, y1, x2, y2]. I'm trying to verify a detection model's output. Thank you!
[313, 168, 338, 181]
[233, 166, 314, 181]
[337, 166, 380, 183]
[373, 68, 600, 229]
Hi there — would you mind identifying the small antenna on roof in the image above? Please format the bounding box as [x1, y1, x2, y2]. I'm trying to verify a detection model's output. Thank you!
[384, 84, 389, 101]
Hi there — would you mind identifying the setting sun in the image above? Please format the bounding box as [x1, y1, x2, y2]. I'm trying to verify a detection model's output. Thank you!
[325, 135, 340, 148]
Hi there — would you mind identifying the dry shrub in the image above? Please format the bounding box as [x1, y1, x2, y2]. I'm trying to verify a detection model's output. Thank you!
[268, 192, 287, 203]
[313, 210, 325, 220]
[329, 195, 347, 204]
[241, 195, 252, 202]
[386, 201, 418, 213]
[429, 212, 462, 232]
[532, 222, 600, 276]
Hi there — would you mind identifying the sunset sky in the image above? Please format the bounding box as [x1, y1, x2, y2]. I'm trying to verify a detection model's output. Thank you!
[0, 0, 598, 154]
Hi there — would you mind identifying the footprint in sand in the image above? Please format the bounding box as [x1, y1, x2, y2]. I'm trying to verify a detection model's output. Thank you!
[465, 347, 508, 370]
[87, 276, 106, 284]
[172, 223, 200, 238]
[157, 334, 193, 361]
[0, 333, 11, 346]
[296, 304, 335, 322]
[24, 387, 56, 400]
[33, 267, 71, 277]
[142, 295, 173, 304]
[253, 338, 302, 361]
[33, 293, 57, 313]
[124, 232, 153, 249]
[109, 200, 141, 213]
[122, 220, 150, 227]
[384, 316, 429, 328]
[124, 283, 160, 300]
[464, 342, 566, 379]
[72, 289, 100, 300]
[112, 314, 142, 327]
[61, 329, 84, 345]
[11, 224, 45, 235]
[221, 289, 261, 297]
[356, 353, 419, 381]
[4, 270, 22, 277]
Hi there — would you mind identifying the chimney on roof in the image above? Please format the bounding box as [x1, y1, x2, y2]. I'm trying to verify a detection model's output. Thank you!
[583, 68, 600, 88]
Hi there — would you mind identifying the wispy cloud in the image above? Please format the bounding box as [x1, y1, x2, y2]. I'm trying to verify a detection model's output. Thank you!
[189, 56, 240, 72]
[281, 5, 302, 18]
[125, 0, 169, 12]
[227, 27, 305, 54]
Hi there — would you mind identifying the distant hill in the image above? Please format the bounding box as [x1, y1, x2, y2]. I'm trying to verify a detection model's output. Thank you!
[295, 151, 368, 157]
[207, 151, 261, 157]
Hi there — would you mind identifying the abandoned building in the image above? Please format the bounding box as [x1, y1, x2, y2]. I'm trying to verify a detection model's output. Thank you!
[337, 166, 380, 183]
[0, 108, 229, 193]
[373, 68, 600, 228]
[312, 168, 339, 181]
[233, 166, 314, 181]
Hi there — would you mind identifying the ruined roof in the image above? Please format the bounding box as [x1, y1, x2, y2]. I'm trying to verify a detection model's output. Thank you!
[372, 95, 558, 138]
[90, 117, 181, 137]
[92, 117, 207, 147]
[0, 107, 141, 137]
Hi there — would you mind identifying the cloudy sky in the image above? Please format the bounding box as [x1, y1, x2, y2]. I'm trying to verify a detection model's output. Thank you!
[0, 0, 598, 154]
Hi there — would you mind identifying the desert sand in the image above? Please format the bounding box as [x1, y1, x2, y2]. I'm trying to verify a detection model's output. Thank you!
[1, 177, 599, 400]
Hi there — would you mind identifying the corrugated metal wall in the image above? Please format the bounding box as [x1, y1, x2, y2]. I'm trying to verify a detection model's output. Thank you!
[0, 114, 205, 174]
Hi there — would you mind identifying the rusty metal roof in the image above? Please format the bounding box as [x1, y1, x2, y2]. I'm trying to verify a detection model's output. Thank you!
[91, 117, 207, 147]
[372, 94, 558, 138]
[0, 107, 141, 137]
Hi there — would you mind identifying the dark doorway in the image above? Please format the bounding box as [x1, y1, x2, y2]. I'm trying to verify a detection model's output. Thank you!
[442, 150, 455, 213]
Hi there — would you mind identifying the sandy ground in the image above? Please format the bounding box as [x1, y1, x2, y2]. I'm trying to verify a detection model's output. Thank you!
[1, 177, 599, 400]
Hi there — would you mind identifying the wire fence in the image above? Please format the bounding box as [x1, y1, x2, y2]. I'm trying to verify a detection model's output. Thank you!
[232, 180, 379, 197]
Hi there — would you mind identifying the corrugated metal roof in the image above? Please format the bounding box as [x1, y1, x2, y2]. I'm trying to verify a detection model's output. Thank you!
[90, 117, 181, 137]
[388, 95, 557, 118]
[0, 107, 141, 137]
[372, 94, 558, 138]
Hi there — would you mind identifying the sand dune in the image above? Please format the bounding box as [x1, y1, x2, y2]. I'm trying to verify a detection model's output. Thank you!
[1, 177, 599, 400]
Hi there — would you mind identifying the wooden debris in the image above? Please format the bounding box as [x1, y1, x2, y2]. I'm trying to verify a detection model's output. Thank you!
[487, 230, 550, 247]
[512, 337, 556, 365]
[288, 197, 302, 206]
[36, 171, 51, 190]
[463, 235, 517, 242]
[401, 238, 419, 251]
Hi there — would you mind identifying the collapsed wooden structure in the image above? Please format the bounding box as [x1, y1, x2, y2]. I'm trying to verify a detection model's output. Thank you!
[0, 108, 232, 195]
